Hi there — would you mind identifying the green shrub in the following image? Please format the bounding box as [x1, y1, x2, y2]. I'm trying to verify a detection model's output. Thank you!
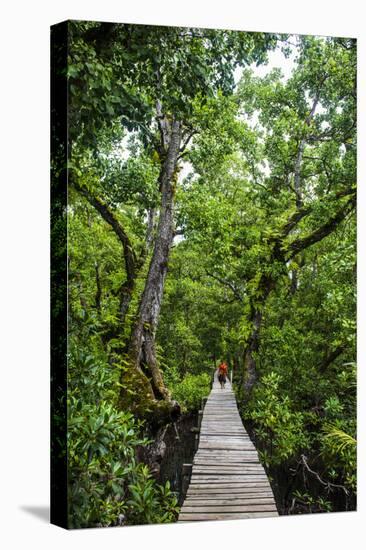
[67, 348, 179, 528]
[244, 372, 309, 467]
[172, 372, 211, 412]
[127, 471, 179, 525]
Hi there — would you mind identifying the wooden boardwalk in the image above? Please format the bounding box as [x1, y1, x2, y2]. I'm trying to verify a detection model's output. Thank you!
[178, 372, 278, 522]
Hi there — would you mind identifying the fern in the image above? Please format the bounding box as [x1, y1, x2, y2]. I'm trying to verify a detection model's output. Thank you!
[323, 424, 356, 454]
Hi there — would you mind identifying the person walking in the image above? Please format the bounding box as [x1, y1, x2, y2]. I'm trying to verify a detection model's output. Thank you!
[218, 361, 228, 389]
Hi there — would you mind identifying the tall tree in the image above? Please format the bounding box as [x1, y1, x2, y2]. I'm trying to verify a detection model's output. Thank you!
[67, 21, 278, 420]
[179, 35, 356, 396]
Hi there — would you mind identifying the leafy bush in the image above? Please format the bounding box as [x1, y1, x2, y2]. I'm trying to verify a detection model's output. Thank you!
[127, 470, 179, 525]
[172, 372, 211, 412]
[291, 490, 332, 514]
[244, 372, 309, 467]
[67, 348, 179, 528]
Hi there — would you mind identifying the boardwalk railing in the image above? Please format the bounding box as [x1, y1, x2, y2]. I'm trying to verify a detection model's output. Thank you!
[178, 371, 278, 522]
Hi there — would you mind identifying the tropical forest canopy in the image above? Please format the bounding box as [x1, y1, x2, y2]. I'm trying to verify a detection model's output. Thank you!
[64, 22, 356, 527]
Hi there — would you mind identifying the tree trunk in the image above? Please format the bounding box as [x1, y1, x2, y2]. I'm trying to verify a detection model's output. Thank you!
[243, 309, 262, 394]
[290, 268, 298, 294]
[124, 118, 182, 405]
[243, 275, 275, 396]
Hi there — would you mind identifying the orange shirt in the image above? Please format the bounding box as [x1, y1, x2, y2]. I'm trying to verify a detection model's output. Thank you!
[218, 363, 228, 375]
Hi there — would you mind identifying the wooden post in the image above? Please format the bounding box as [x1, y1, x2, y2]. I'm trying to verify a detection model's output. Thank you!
[194, 433, 199, 451]
[181, 463, 192, 498]
[201, 396, 207, 410]
[230, 370, 233, 384]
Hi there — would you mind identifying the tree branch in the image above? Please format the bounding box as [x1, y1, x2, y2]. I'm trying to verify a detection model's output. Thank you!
[286, 193, 356, 260]
[319, 344, 347, 372]
[179, 129, 198, 153]
[206, 270, 244, 302]
[299, 454, 349, 495]
[280, 186, 356, 239]
[177, 150, 190, 162]
[72, 179, 137, 283]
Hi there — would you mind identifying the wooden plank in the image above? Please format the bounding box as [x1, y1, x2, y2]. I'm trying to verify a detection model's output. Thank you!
[200, 448, 257, 453]
[191, 474, 267, 478]
[198, 439, 252, 443]
[195, 450, 258, 455]
[193, 461, 265, 474]
[192, 466, 265, 472]
[186, 496, 275, 502]
[198, 444, 253, 447]
[194, 454, 259, 459]
[190, 477, 268, 483]
[190, 484, 268, 488]
[192, 463, 263, 469]
[198, 447, 257, 452]
[204, 424, 244, 429]
[183, 498, 276, 505]
[191, 473, 266, 478]
[196, 445, 256, 449]
[202, 414, 242, 417]
[200, 432, 246, 439]
[193, 464, 264, 468]
[205, 407, 237, 409]
[197, 442, 255, 447]
[201, 422, 243, 425]
[193, 461, 262, 465]
[187, 488, 272, 495]
[201, 427, 244, 430]
[187, 483, 272, 489]
[187, 483, 271, 490]
[192, 465, 264, 470]
[193, 460, 259, 464]
[187, 488, 275, 492]
[200, 426, 245, 429]
[199, 434, 247, 437]
[200, 427, 244, 430]
[186, 493, 275, 500]
[203, 414, 239, 416]
[198, 432, 248, 436]
[193, 456, 258, 466]
[196, 448, 254, 451]
[187, 485, 273, 493]
[203, 415, 240, 417]
[192, 470, 265, 476]
[194, 458, 260, 463]
[199, 434, 247, 438]
[196, 442, 256, 446]
[195, 452, 258, 456]
[178, 512, 278, 521]
[186, 502, 276, 506]
[181, 504, 277, 513]
[200, 423, 244, 426]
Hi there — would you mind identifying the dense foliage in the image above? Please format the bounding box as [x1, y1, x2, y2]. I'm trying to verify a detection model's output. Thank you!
[63, 21, 356, 527]
[67, 341, 179, 528]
